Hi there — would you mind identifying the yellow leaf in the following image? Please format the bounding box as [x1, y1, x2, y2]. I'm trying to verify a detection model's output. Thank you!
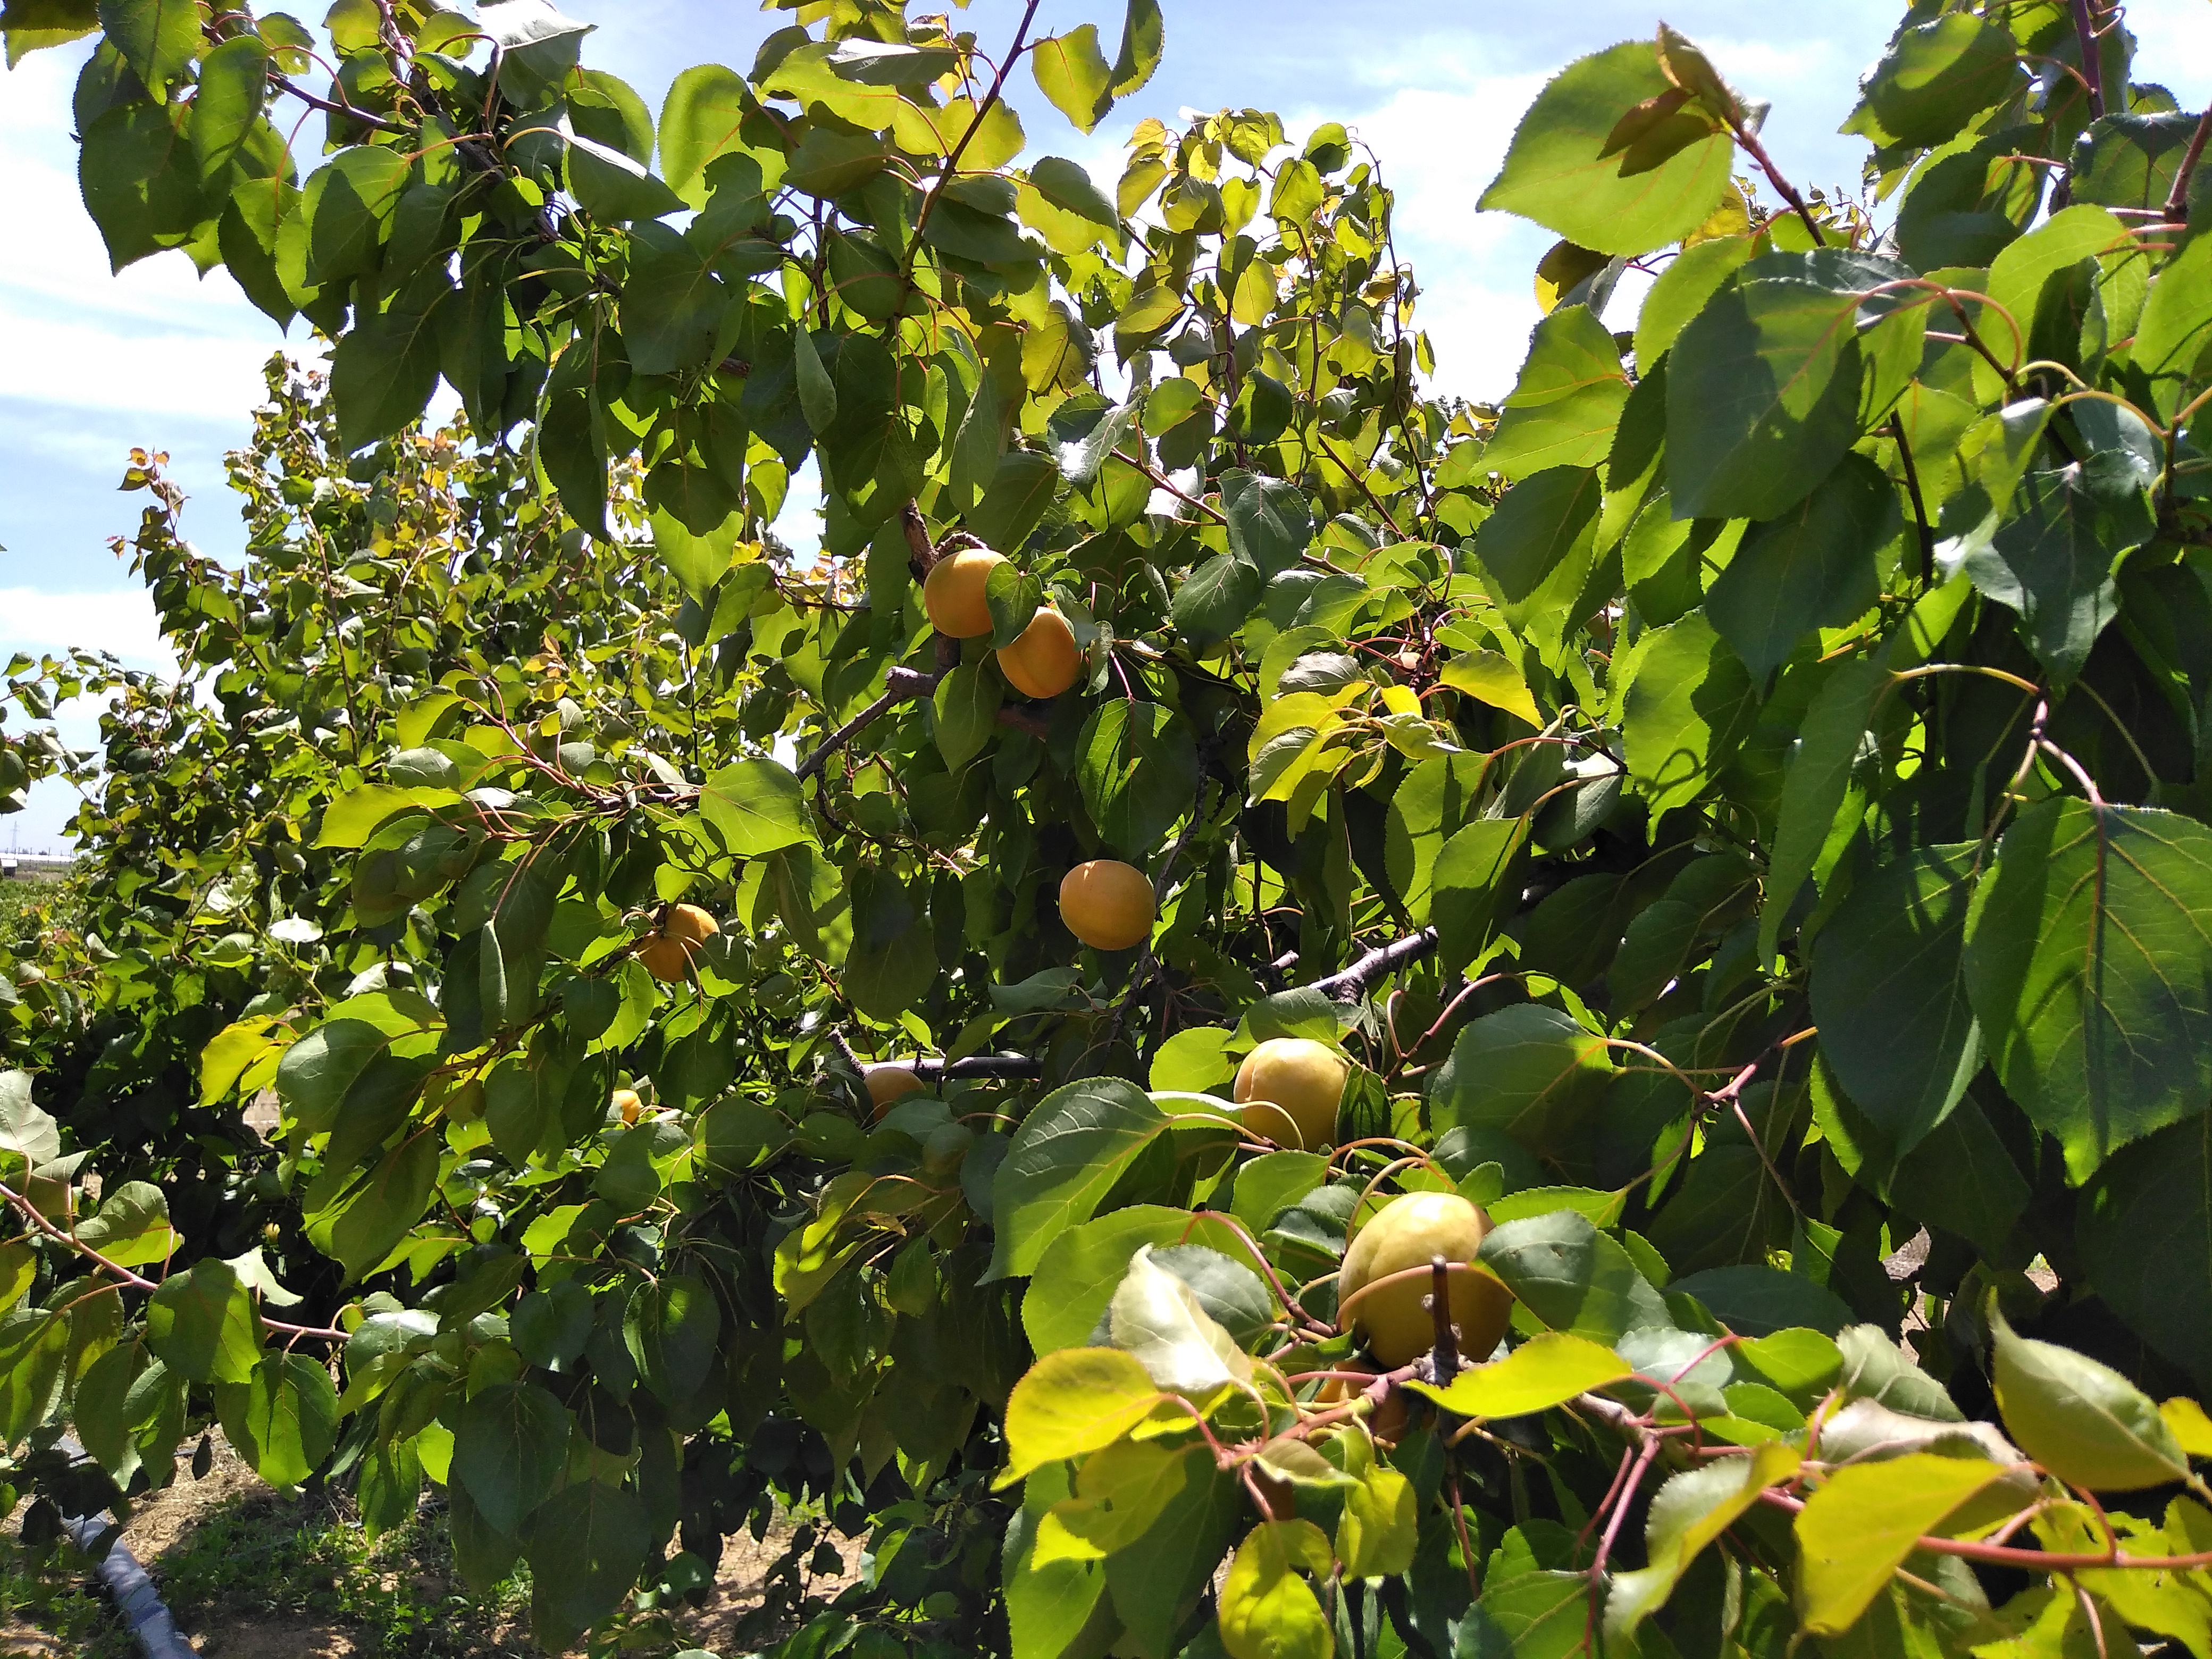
[999, 1348, 1162, 1485]
[1440, 650, 1545, 727]
[1407, 1332, 1631, 1419]
[1794, 1452, 2010, 1635]
[2163, 1397, 2212, 1459]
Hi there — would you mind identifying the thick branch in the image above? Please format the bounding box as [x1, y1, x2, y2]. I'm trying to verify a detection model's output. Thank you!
[914, 1054, 1045, 1082]
[793, 666, 942, 783]
[2069, 0, 2106, 120]
[1309, 927, 1439, 1001]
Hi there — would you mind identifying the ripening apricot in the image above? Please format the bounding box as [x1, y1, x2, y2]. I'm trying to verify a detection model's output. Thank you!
[611, 1088, 643, 1126]
[1234, 1037, 1350, 1150]
[997, 606, 1081, 699]
[923, 546, 1007, 639]
[865, 1063, 926, 1119]
[637, 902, 720, 982]
[1059, 859, 1154, 951]
[1338, 1192, 1512, 1368]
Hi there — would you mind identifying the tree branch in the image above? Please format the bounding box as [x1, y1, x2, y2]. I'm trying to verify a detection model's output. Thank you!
[793, 666, 942, 783]
[1309, 927, 1440, 1001]
[914, 1054, 1045, 1082]
[2164, 104, 2212, 226]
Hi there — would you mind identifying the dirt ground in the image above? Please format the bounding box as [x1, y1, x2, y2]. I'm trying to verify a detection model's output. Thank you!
[0, 1431, 862, 1659]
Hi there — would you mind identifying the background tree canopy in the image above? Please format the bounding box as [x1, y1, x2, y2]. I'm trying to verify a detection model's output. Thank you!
[2, 0, 2212, 1654]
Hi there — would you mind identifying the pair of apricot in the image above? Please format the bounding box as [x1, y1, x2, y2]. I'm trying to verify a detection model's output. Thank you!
[923, 547, 1080, 700]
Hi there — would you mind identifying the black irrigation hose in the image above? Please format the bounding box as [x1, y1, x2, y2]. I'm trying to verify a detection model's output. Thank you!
[53, 1439, 197, 1659]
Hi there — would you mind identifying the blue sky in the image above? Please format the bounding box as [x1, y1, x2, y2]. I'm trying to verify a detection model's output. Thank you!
[3, 0, 2210, 847]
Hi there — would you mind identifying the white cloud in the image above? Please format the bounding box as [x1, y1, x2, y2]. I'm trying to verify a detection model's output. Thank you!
[0, 588, 172, 671]
[0, 49, 295, 421]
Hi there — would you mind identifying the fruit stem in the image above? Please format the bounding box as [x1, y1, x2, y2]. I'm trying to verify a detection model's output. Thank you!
[1428, 1255, 1460, 1382]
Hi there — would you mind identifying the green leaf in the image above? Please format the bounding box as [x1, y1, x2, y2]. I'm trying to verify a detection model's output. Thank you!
[1030, 24, 1113, 134]
[1406, 1331, 1631, 1417]
[333, 297, 447, 450]
[1485, 305, 1630, 481]
[1474, 465, 1602, 610]
[1990, 1306, 2188, 1491]
[624, 1273, 720, 1406]
[1431, 1004, 1613, 1152]
[1220, 1520, 1335, 1659]
[1172, 552, 1263, 647]
[1005, 1462, 1111, 1656]
[1667, 252, 1904, 520]
[648, 504, 739, 603]
[1606, 1441, 1801, 1639]
[1024, 1205, 1248, 1354]
[1430, 818, 1531, 979]
[969, 450, 1061, 554]
[934, 663, 1002, 771]
[96, 0, 202, 95]
[1108, 1245, 1252, 1396]
[1949, 465, 2146, 684]
[0, 1241, 33, 1319]
[1033, 1438, 1193, 1566]
[146, 1259, 262, 1386]
[1109, 0, 1162, 97]
[1478, 40, 1735, 258]
[1622, 613, 1758, 815]
[456, 1381, 571, 1536]
[75, 1180, 180, 1269]
[2079, 1118, 2212, 1388]
[525, 1480, 650, 1650]
[699, 758, 811, 857]
[315, 784, 463, 849]
[621, 220, 723, 376]
[1669, 1266, 1852, 1337]
[0, 1074, 58, 1179]
[1336, 1461, 1417, 1579]
[1792, 1453, 2010, 1635]
[1811, 844, 1983, 1163]
[1965, 801, 2212, 1183]
[78, 102, 208, 273]
[657, 64, 751, 206]
[1478, 1210, 1672, 1344]
[322, 1132, 441, 1280]
[1000, 1346, 1160, 1482]
[1705, 454, 1898, 678]
[1077, 701, 1200, 861]
[1842, 14, 2023, 147]
[214, 1352, 337, 1489]
[2131, 227, 2212, 422]
[987, 1079, 1169, 1280]
[307, 145, 409, 285]
[3, 0, 98, 64]
[188, 32, 267, 184]
[1222, 470, 1313, 576]
[1760, 658, 1887, 960]
[1634, 234, 1757, 368]
[794, 325, 837, 433]
[2073, 113, 2205, 214]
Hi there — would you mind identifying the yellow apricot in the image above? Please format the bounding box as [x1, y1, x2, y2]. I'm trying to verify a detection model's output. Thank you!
[638, 902, 719, 983]
[611, 1088, 643, 1126]
[997, 606, 1082, 699]
[923, 547, 1007, 639]
[1338, 1192, 1512, 1368]
[1058, 859, 1155, 951]
[865, 1063, 926, 1119]
[1233, 1037, 1350, 1150]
